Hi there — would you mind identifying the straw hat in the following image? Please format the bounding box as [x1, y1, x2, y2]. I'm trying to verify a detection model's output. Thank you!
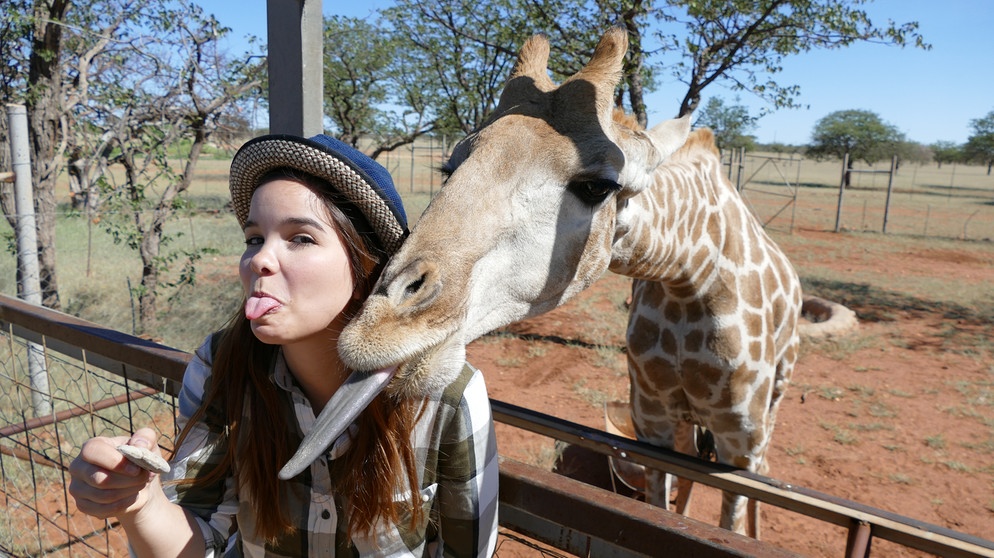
[229, 134, 409, 256]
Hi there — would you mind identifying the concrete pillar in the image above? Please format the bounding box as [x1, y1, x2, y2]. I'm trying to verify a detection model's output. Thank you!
[267, 0, 324, 136]
[6, 103, 52, 417]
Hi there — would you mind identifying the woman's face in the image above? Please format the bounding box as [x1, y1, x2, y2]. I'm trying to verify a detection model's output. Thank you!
[239, 179, 356, 346]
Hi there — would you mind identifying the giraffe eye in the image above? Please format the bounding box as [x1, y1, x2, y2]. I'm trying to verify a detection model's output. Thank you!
[568, 178, 620, 206]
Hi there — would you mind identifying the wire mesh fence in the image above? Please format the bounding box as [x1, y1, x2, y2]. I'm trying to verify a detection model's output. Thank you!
[0, 321, 179, 557]
[725, 151, 994, 240]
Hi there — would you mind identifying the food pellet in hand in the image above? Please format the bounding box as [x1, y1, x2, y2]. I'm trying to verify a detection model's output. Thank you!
[117, 444, 170, 474]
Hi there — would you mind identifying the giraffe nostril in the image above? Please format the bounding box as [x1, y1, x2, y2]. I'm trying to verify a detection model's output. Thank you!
[388, 259, 442, 309]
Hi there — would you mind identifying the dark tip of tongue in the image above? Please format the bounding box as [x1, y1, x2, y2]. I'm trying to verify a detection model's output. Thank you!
[278, 367, 397, 480]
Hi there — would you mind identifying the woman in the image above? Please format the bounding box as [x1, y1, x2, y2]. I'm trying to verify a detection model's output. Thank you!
[69, 134, 499, 557]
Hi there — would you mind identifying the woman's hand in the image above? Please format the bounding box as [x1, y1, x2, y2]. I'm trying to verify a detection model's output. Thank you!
[69, 427, 165, 520]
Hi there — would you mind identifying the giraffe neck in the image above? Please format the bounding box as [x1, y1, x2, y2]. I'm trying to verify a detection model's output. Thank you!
[609, 151, 758, 291]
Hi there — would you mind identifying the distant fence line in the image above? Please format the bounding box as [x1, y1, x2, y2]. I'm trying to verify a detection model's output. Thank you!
[3, 131, 992, 240]
[373, 136, 994, 241]
[721, 148, 994, 240]
[359, 135, 453, 196]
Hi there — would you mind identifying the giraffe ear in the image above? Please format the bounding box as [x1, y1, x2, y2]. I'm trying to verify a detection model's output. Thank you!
[647, 115, 692, 159]
[615, 114, 692, 195]
[565, 27, 628, 121]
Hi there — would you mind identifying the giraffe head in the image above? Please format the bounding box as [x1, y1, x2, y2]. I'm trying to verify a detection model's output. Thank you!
[337, 27, 690, 397]
[281, 27, 691, 478]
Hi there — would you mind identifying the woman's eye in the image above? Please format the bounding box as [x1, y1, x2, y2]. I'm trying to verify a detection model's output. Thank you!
[567, 178, 620, 206]
[244, 236, 263, 246]
[290, 235, 316, 245]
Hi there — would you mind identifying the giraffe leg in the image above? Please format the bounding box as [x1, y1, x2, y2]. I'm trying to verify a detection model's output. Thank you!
[747, 453, 771, 539]
[747, 497, 761, 539]
[672, 420, 696, 515]
[721, 490, 750, 534]
[712, 431, 766, 536]
[644, 467, 672, 510]
[626, 355, 684, 512]
[635, 419, 678, 511]
[673, 477, 694, 515]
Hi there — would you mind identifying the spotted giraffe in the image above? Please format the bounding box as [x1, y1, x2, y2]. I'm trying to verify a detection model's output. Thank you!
[620, 127, 801, 536]
[288, 27, 802, 537]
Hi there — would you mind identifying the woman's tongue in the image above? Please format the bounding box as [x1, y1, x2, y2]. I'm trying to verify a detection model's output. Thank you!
[245, 295, 281, 320]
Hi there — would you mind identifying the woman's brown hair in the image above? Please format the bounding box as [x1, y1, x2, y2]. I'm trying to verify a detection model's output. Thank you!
[173, 169, 423, 542]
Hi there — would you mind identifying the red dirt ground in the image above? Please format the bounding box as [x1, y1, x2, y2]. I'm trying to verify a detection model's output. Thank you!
[476, 228, 994, 557]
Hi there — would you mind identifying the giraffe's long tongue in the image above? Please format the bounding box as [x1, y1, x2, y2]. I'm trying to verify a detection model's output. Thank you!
[278, 366, 397, 480]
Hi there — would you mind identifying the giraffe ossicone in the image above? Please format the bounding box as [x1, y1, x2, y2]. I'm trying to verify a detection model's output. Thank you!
[333, 27, 802, 537]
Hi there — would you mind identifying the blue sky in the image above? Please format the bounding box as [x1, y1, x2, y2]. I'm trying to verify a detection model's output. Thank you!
[204, 0, 993, 146]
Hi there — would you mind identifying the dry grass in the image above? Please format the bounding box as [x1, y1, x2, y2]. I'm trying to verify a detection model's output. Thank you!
[1, 143, 992, 354]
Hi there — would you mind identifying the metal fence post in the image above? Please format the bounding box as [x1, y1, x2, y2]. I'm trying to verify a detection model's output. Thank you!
[834, 153, 849, 233]
[882, 155, 897, 233]
[6, 103, 52, 417]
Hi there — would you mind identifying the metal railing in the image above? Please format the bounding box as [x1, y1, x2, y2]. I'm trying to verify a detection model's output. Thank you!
[3, 294, 993, 558]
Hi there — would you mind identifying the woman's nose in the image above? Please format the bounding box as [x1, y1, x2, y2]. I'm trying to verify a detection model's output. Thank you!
[249, 243, 278, 275]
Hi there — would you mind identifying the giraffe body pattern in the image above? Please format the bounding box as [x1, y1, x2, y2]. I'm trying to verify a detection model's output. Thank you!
[617, 129, 801, 534]
[335, 28, 802, 537]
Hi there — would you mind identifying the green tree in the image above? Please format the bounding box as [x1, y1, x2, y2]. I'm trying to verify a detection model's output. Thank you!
[894, 140, 931, 166]
[380, 0, 651, 133]
[323, 15, 438, 158]
[668, 0, 930, 117]
[963, 110, 994, 175]
[372, 0, 927, 132]
[324, 16, 395, 146]
[930, 141, 962, 169]
[807, 109, 905, 187]
[0, 0, 76, 308]
[693, 96, 757, 151]
[91, 7, 262, 335]
[0, 0, 262, 331]
[380, 0, 522, 137]
[0, 0, 35, 256]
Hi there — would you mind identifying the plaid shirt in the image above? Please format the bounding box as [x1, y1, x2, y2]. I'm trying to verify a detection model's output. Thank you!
[162, 336, 499, 557]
